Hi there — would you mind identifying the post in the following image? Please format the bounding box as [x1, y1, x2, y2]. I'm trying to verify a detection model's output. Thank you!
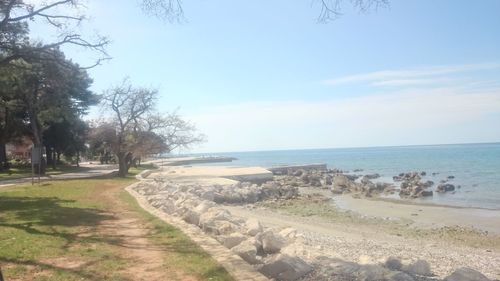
[31, 146, 43, 185]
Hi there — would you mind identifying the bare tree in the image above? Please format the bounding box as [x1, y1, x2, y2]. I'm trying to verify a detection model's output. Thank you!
[0, 0, 109, 68]
[101, 79, 204, 176]
[139, 0, 389, 23]
[101, 79, 156, 176]
[317, 0, 389, 22]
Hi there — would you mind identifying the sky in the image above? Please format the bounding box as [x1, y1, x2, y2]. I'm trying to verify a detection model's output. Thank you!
[29, 0, 500, 152]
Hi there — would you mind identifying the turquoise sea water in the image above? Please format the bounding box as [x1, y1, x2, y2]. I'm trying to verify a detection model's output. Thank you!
[194, 143, 500, 209]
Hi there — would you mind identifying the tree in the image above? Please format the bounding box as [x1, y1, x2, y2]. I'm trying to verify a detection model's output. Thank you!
[0, 64, 29, 170]
[43, 117, 88, 168]
[0, 0, 109, 68]
[6, 47, 97, 174]
[100, 79, 204, 177]
[140, 0, 389, 23]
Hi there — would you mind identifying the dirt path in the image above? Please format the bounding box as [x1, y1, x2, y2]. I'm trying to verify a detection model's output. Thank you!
[96, 184, 198, 281]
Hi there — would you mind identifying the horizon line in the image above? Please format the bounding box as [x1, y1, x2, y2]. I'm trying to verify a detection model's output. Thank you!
[187, 141, 500, 155]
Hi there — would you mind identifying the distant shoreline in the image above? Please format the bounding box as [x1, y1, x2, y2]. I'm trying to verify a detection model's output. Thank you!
[190, 141, 500, 155]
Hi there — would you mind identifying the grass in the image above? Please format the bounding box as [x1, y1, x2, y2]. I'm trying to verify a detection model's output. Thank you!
[0, 164, 86, 181]
[0, 167, 234, 281]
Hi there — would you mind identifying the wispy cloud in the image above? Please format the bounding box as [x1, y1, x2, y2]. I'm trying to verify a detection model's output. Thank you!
[323, 63, 500, 87]
[189, 86, 500, 152]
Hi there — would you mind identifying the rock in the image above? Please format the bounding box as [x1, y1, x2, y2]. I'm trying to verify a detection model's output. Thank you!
[217, 233, 247, 249]
[245, 218, 263, 236]
[386, 271, 415, 281]
[385, 256, 403, 270]
[194, 200, 216, 213]
[364, 173, 381, 179]
[420, 190, 433, 197]
[293, 169, 304, 177]
[216, 221, 240, 235]
[181, 210, 200, 225]
[198, 208, 234, 234]
[423, 180, 434, 187]
[322, 175, 333, 186]
[200, 190, 215, 201]
[358, 264, 389, 281]
[448, 175, 455, 179]
[300, 174, 310, 184]
[231, 239, 260, 264]
[309, 175, 322, 187]
[159, 200, 176, 214]
[259, 230, 286, 254]
[279, 227, 297, 239]
[444, 267, 490, 281]
[437, 183, 455, 193]
[333, 174, 351, 188]
[260, 254, 313, 281]
[420, 171, 426, 176]
[346, 174, 360, 181]
[328, 259, 361, 276]
[403, 259, 432, 276]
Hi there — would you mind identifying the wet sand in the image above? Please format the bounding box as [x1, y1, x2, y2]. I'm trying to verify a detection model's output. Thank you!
[333, 194, 500, 234]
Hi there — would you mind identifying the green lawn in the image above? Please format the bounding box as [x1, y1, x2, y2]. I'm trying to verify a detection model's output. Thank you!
[0, 164, 87, 181]
[0, 169, 233, 281]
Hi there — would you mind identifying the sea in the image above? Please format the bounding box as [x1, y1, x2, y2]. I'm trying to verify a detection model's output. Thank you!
[190, 143, 500, 210]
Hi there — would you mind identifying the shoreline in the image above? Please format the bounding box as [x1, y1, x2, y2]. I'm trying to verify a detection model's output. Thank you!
[135, 164, 500, 280]
[361, 194, 500, 211]
[332, 193, 500, 234]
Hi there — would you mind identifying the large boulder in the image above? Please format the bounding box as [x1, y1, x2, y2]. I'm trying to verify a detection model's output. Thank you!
[385, 271, 415, 281]
[181, 210, 200, 225]
[260, 254, 313, 281]
[198, 208, 234, 234]
[231, 239, 260, 264]
[259, 230, 286, 254]
[194, 200, 216, 213]
[215, 221, 240, 235]
[217, 232, 247, 249]
[444, 267, 490, 281]
[357, 264, 390, 281]
[403, 259, 432, 276]
[159, 200, 176, 214]
[245, 218, 263, 236]
[384, 256, 403, 271]
[437, 184, 455, 193]
[333, 174, 351, 188]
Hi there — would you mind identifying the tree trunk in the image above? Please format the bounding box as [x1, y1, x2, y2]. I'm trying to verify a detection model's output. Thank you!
[28, 92, 46, 175]
[76, 150, 80, 167]
[46, 146, 53, 166]
[0, 142, 8, 171]
[117, 152, 128, 177]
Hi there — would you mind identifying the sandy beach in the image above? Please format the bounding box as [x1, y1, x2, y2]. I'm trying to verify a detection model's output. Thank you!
[134, 164, 500, 280]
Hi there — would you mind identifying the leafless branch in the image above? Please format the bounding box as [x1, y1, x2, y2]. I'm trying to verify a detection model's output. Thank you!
[316, 0, 390, 22]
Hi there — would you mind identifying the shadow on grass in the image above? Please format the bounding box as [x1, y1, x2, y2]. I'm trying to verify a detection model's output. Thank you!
[0, 194, 227, 280]
[0, 256, 134, 281]
[0, 196, 113, 227]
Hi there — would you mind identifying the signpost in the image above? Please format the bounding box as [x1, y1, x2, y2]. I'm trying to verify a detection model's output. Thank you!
[31, 146, 44, 185]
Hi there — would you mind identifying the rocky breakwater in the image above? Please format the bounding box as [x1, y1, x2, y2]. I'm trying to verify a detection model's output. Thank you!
[133, 180, 315, 280]
[132, 173, 494, 281]
[271, 167, 394, 198]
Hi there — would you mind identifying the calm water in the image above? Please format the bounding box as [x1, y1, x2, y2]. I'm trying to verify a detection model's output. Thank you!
[192, 143, 500, 209]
